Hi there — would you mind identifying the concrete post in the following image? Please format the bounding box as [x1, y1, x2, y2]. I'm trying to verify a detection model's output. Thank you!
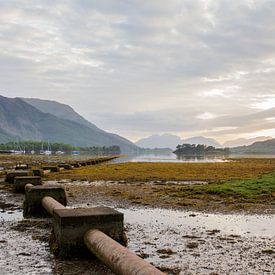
[84, 229, 164, 275]
[52, 206, 126, 258]
[23, 184, 67, 218]
[14, 176, 42, 193]
[5, 170, 32, 183]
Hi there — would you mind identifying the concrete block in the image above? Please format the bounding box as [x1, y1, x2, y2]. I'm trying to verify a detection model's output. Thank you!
[42, 166, 60, 172]
[14, 176, 42, 193]
[71, 163, 81, 168]
[58, 164, 73, 170]
[32, 169, 44, 177]
[15, 164, 29, 170]
[52, 207, 126, 258]
[5, 170, 32, 183]
[23, 185, 67, 218]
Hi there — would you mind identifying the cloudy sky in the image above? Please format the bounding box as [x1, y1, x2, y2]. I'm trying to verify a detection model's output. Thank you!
[1, 0, 275, 143]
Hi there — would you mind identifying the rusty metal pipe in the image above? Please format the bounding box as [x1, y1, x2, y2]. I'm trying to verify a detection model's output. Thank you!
[42, 196, 66, 215]
[84, 229, 164, 275]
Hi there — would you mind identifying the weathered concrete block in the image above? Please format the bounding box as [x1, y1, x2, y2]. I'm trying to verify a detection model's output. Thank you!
[52, 207, 126, 258]
[71, 163, 81, 168]
[5, 170, 32, 183]
[58, 164, 73, 170]
[15, 164, 29, 170]
[42, 166, 60, 172]
[23, 185, 67, 218]
[14, 176, 42, 193]
[32, 169, 44, 177]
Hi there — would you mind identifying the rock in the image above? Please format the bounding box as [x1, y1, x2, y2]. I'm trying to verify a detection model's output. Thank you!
[186, 242, 199, 249]
[206, 229, 220, 235]
[262, 249, 274, 254]
[156, 248, 176, 255]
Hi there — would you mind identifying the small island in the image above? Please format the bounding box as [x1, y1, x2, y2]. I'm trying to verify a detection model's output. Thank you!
[173, 143, 230, 155]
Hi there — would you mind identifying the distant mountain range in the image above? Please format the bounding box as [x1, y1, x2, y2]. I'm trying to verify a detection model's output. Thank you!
[135, 134, 221, 149]
[135, 134, 182, 149]
[135, 133, 273, 150]
[0, 95, 137, 152]
[230, 138, 275, 154]
[223, 136, 272, 147]
[1, 95, 273, 154]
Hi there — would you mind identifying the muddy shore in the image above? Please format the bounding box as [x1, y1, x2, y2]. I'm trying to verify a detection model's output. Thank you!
[1, 179, 274, 275]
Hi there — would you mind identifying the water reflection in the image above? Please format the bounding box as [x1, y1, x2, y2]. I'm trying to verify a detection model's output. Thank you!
[112, 153, 228, 163]
[176, 154, 227, 162]
[120, 207, 275, 237]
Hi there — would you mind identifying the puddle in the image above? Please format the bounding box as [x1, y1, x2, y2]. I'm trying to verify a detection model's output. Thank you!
[0, 209, 22, 222]
[119, 207, 275, 274]
[72, 201, 275, 274]
[120, 207, 275, 237]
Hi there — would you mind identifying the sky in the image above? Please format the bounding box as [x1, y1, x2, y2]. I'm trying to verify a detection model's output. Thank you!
[1, 0, 275, 143]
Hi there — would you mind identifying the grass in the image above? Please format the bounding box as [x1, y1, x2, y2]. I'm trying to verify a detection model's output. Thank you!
[64, 172, 275, 213]
[1, 155, 274, 212]
[169, 173, 275, 202]
[46, 158, 275, 182]
[54, 158, 275, 212]
[204, 174, 275, 199]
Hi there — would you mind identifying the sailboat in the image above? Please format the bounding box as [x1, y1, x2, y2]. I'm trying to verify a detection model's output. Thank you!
[55, 145, 64, 155]
[40, 142, 45, 155]
[30, 144, 35, 155]
[44, 141, 52, 155]
[11, 140, 25, 154]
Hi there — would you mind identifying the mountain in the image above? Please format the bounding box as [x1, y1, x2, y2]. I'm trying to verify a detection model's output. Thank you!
[135, 134, 221, 149]
[22, 97, 136, 151]
[230, 138, 275, 154]
[183, 136, 221, 148]
[22, 98, 99, 130]
[0, 95, 137, 152]
[223, 136, 272, 147]
[135, 134, 182, 149]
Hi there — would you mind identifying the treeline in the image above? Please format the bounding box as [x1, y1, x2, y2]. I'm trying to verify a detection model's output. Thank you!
[0, 141, 120, 155]
[173, 144, 229, 155]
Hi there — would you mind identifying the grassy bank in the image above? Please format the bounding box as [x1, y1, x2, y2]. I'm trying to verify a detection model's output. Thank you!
[65, 172, 275, 213]
[1, 155, 273, 212]
[45, 158, 275, 213]
[47, 158, 275, 182]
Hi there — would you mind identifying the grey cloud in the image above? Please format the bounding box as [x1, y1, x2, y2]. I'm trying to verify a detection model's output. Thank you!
[88, 107, 275, 136]
[0, 0, 275, 141]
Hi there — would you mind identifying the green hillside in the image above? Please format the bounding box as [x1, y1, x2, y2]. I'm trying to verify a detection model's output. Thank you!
[0, 95, 137, 152]
[230, 138, 275, 154]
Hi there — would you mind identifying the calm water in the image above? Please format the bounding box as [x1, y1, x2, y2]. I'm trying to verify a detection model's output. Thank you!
[111, 153, 229, 163]
[111, 153, 275, 163]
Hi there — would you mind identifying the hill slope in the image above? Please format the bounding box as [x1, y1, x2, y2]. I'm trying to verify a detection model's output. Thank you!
[22, 97, 135, 151]
[223, 136, 272, 147]
[230, 138, 275, 154]
[0, 95, 137, 152]
[22, 98, 101, 130]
